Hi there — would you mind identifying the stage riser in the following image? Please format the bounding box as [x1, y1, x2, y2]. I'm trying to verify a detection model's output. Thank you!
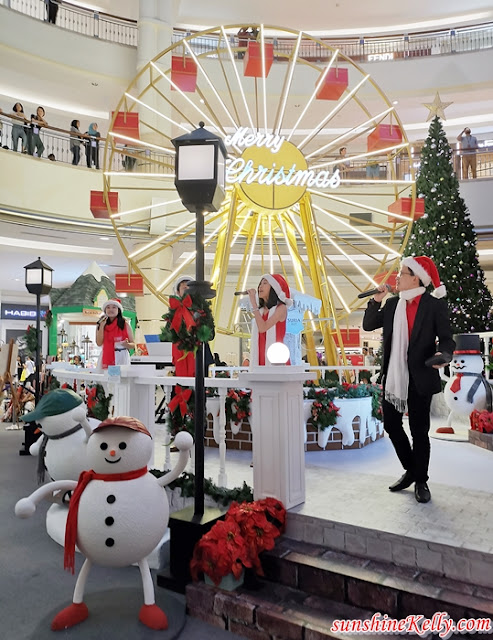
[285, 513, 493, 590]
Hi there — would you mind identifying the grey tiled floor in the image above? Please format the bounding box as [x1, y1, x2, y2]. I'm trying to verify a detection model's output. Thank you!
[155, 416, 493, 555]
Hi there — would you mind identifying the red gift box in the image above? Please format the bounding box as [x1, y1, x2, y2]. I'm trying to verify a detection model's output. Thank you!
[243, 41, 274, 78]
[387, 197, 425, 223]
[333, 328, 360, 348]
[367, 124, 403, 152]
[316, 68, 348, 101]
[171, 56, 198, 92]
[111, 111, 140, 144]
[115, 274, 144, 295]
[90, 191, 118, 219]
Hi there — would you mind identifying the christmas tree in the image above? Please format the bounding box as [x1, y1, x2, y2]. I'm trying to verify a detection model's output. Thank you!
[403, 115, 493, 333]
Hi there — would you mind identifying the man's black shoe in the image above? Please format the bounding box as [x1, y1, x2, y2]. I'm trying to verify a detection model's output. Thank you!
[415, 482, 431, 503]
[388, 471, 414, 492]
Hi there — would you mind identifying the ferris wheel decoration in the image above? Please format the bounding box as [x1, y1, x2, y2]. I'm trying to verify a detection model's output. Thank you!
[102, 24, 417, 365]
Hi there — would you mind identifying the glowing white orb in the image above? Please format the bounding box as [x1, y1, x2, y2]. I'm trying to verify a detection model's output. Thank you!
[267, 342, 290, 365]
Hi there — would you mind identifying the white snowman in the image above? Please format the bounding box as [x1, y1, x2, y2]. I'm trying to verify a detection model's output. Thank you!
[22, 388, 94, 484]
[15, 415, 193, 631]
[443, 334, 492, 423]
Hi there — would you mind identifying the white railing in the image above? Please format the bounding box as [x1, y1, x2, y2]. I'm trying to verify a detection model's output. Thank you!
[2, 1, 493, 59]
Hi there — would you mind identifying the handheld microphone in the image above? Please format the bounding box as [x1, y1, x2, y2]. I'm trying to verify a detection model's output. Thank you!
[234, 290, 249, 296]
[357, 284, 392, 299]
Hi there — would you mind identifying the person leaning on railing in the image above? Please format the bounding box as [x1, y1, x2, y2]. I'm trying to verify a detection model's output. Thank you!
[27, 106, 48, 157]
[11, 103, 29, 153]
[457, 127, 478, 179]
[84, 122, 100, 169]
[70, 119, 82, 165]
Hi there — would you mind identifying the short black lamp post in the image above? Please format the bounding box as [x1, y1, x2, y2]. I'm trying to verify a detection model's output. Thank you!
[22, 257, 53, 455]
[160, 123, 227, 590]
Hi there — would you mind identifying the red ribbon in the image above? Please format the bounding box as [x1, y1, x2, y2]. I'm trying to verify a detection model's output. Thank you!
[170, 294, 196, 333]
[168, 385, 192, 416]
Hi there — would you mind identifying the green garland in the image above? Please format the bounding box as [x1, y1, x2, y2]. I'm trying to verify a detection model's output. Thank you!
[24, 325, 39, 356]
[160, 292, 215, 354]
[86, 383, 113, 421]
[166, 386, 195, 437]
[149, 470, 253, 506]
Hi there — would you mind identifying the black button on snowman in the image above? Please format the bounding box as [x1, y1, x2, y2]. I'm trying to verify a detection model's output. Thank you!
[15, 415, 193, 631]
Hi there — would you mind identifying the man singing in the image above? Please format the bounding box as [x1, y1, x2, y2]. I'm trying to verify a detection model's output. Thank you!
[363, 256, 455, 503]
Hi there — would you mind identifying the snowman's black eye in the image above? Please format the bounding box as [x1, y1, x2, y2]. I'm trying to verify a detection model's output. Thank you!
[461, 360, 465, 364]
[119, 442, 127, 450]
[100, 442, 108, 450]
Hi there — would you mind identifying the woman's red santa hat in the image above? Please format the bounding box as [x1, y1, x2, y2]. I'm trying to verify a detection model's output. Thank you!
[401, 256, 446, 298]
[102, 298, 123, 313]
[261, 274, 293, 307]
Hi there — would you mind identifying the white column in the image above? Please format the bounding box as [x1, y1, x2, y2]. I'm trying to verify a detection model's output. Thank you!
[239, 368, 310, 509]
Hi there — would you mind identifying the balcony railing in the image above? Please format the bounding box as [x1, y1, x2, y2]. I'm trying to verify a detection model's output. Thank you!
[2, 0, 493, 60]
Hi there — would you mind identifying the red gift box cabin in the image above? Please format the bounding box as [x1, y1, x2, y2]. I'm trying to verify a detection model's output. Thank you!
[90, 190, 118, 219]
[316, 68, 348, 101]
[171, 56, 198, 92]
[387, 197, 425, 223]
[115, 274, 144, 296]
[367, 124, 403, 152]
[111, 111, 140, 145]
[243, 41, 274, 78]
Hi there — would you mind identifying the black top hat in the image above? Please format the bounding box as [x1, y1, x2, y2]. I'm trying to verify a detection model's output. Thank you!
[453, 333, 481, 355]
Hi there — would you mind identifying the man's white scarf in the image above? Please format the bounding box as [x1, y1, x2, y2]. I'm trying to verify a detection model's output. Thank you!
[385, 287, 425, 413]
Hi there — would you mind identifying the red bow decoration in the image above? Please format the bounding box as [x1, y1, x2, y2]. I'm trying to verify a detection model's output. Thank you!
[86, 386, 97, 410]
[170, 294, 196, 333]
[168, 385, 192, 417]
[449, 374, 463, 393]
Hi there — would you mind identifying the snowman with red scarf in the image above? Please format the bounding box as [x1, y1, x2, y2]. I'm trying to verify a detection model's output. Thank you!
[15, 416, 193, 631]
[443, 334, 492, 424]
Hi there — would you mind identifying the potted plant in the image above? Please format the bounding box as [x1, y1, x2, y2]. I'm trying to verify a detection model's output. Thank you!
[190, 497, 286, 589]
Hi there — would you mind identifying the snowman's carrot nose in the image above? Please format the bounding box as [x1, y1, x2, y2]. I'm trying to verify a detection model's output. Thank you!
[110, 450, 116, 457]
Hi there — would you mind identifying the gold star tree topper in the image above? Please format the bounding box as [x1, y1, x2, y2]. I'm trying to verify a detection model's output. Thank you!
[423, 92, 453, 121]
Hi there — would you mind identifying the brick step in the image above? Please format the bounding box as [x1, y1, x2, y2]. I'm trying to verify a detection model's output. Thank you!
[187, 579, 418, 639]
[261, 538, 493, 620]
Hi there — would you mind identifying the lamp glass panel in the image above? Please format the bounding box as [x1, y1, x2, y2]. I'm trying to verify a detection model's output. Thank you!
[44, 270, 52, 286]
[178, 144, 215, 181]
[217, 149, 225, 190]
[26, 270, 42, 285]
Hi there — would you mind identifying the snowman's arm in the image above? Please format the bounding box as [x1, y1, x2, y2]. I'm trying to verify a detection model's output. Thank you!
[15, 480, 78, 518]
[29, 434, 44, 457]
[157, 431, 193, 488]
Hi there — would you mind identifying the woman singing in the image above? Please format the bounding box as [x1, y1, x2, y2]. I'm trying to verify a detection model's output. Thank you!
[96, 299, 135, 369]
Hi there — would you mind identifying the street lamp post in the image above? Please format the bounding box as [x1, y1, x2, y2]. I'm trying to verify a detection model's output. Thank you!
[22, 257, 53, 455]
[159, 123, 227, 589]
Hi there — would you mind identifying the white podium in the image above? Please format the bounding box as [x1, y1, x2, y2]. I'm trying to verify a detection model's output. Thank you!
[239, 367, 311, 509]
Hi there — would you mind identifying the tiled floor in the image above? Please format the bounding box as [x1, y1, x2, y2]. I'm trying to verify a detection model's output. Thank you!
[154, 416, 493, 556]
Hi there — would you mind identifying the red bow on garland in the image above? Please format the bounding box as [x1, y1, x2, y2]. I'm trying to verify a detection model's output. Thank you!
[168, 385, 192, 417]
[86, 386, 97, 410]
[170, 294, 196, 333]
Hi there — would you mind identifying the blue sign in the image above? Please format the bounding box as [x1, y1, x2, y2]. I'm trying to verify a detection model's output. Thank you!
[286, 307, 304, 335]
[1, 304, 49, 320]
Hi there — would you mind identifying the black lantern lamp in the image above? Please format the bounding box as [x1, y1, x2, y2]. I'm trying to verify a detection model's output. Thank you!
[22, 257, 53, 455]
[159, 124, 227, 591]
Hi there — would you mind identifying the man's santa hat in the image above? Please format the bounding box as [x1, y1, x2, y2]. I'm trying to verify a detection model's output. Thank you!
[401, 256, 446, 298]
[174, 275, 193, 295]
[261, 274, 293, 307]
[102, 298, 123, 313]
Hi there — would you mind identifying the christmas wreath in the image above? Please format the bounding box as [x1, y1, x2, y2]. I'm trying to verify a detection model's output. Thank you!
[86, 383, 113, 421]
[24, 325, 39, 356]
[225, 389, 251, 425]
[160, 292, 215, 354]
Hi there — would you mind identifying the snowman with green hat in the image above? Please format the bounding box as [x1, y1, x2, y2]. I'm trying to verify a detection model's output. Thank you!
[23, 388, 94, 485]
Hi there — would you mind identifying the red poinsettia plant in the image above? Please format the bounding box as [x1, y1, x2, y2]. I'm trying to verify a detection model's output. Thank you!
[190, 497, 286, 586]
[470, 409, 493, 433]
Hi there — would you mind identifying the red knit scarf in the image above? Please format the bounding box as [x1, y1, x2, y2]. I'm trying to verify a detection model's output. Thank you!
[101, 320, 129, 368]
[64, 466, 147, 573]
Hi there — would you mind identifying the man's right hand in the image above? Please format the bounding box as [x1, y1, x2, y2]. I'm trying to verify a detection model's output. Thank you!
[373, 285, 390, 303]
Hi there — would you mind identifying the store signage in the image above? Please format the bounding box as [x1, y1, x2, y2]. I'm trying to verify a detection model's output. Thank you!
[83, 308, 103, 317]
[1, 304, 49, 320]
[367, 53, 394, 61]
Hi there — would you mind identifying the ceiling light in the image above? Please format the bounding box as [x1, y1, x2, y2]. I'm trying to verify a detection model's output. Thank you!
[100, 236, 109, 241]
[392, 100, 398, 105]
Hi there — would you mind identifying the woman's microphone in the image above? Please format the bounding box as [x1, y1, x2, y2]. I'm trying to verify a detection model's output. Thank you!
[357, 284, 392, 299]
[234, 290, 249, 296]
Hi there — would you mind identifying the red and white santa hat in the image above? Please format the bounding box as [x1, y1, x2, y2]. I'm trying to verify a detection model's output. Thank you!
[102, 298, 123, 313]
[401, 256, 446, 298]
[261, 274, 293, 307]
[174, 275, 193, 295]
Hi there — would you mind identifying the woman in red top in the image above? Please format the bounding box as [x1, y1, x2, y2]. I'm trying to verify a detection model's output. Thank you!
[96, 299, 135, 369]
[248, 274, 292, 366]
